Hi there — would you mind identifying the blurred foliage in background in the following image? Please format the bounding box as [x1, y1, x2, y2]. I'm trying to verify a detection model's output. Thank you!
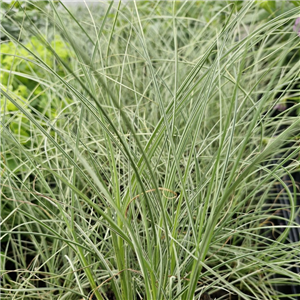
[1, 1, 74, 175]
[0, 1, 58, 41]
[0, 0, 299, 186]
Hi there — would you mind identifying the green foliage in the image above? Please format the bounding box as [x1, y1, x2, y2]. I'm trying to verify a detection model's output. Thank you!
[0, 0, 59, 41]
[255, 0, 277, 14]
[255, 0, 300, 16]
[291, 0, 300, 6]
[1, 34, 73, 147]
[1, 1, 300, 300]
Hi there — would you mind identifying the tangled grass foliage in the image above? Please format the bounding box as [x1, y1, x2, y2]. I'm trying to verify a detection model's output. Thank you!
[1, 1, 300, 299]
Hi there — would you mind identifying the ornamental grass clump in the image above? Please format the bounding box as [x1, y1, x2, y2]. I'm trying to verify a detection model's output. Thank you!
[1, 1, 299, 300]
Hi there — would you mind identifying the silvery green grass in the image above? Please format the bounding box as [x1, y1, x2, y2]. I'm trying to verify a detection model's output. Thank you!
[1, 1, 300, 299]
